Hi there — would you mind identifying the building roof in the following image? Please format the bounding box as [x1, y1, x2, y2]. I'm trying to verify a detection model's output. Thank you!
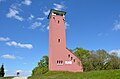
[48, 9, 66, 19]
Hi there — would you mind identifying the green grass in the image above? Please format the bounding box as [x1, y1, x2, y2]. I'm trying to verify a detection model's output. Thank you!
[0, 76, 14, 79]
[28, 69, 120, 79]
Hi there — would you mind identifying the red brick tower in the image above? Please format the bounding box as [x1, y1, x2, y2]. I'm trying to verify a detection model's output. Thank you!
[48, 9, 83, 72]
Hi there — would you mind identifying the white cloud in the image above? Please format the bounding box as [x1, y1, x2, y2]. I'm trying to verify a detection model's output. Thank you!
[37, 17, 45, 21]
[1, 54, 16, 59]
[53, 3, 64, 10]
[6, 8, 23, 21]
[113, 20, 120, 31]
[47, 26, 49, 30]
[23, 62, 27, 64]
[30, 22, 42, 29]
[0, 37, 10, 41]
[97, 33, 103, 36]
[65, 22, 70, 27]
[65, 22, 70, 29]
[5, 69, 8, 72]
[14, 70, 31, 76]
[0, 0, 4, 2]
[43, 10, 50, 16]
[6, 41, 33, 49]
[22, 0, 32, 6]
[16, 70, 23, 73]
[97, 33, 109, 36]
[110, 49, 120, 57]
[28, 14, 34, 20]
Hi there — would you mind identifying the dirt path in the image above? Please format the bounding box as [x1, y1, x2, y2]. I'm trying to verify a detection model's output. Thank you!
[12, 76, 28, 79]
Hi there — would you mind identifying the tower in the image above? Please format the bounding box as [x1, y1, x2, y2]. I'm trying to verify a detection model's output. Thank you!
[48, 9, 83, 72]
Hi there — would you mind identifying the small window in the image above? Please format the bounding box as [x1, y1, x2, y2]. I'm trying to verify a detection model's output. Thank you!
[59, 61, 61, 63]
[61, 61, 63, 63]
[57, 60, 58, 63]
[58, 39, 60, 43]
[53, 17, 55, 19]
[68, 54, 70, 58]
[58, 20, 60, 24]
[74, 59, 75, 62]
[71, 57, 73, 60]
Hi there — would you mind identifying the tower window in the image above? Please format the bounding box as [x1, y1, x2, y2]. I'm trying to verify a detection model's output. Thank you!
[74, 59, 75, 62]
[68, 54, 70, 58]
[59, 61, 61, 63]
[58, 20, 60, 24]
[57, 60, 58, 63]
[61, 61, 63, 63]
[71, 57, 73, 60]
[53, 17, 55, 19]
[58, 39, 60, 43]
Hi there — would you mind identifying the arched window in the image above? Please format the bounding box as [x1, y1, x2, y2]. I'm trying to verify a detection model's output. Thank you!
[68, 54, 70, 58]
[59, 61, 61, 63]
[61, 61, 63, 63]
[53, 17, 55, 19]
[58, 39, 60, 43]
[74, 59, 75, 62]
[71, 57, 73, 60]
[57, 60, 58, 63]
[58, 20, 60, 24]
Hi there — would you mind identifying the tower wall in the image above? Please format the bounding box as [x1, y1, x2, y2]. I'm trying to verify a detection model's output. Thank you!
[49, 10, 83, 72]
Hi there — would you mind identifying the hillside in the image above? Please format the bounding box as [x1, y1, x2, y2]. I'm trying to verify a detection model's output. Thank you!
[28, 69, 120, 79]
[0, 76, 14, 79]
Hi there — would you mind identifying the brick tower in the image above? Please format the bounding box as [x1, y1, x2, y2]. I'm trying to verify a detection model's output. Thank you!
[48, 9, 83, 72]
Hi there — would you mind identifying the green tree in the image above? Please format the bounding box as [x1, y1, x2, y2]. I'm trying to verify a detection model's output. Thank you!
[32, 56, 49, 76]
[0, 64, 5, 77]
[73, 48, 120, 71]
[73, 48, 90, 71]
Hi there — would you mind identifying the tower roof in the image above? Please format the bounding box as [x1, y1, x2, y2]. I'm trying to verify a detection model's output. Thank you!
[48, 9, 66, 19]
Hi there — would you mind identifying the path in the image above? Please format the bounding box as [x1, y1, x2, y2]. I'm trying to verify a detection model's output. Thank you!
[12, 76, 28, 79]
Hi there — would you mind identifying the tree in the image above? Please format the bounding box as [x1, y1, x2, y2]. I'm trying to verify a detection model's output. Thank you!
[73, 48, 90, 71]
[32, 56, 49, 76]
[73, 48, 120, 71]
[0, 64, 5, 77]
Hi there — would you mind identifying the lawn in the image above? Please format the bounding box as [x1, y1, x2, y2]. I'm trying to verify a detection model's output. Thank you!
[0, 76, 14, 79]
[28, 69, 120, 79]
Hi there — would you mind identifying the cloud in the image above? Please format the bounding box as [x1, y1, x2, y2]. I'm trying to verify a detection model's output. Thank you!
[5, 70, 31, 77]
[47, 26, 49, 30]
[97, 33, 109, 37]
[0, 0, 4, 2]
[30, 22, 42, 29]
[1, 54, 16, 59]
[37, 17, 45, 21]
[6, 8, 23, 21]
[15, 70, 31, 76]
[22, 0, 32, 6]
[65, 22, 70, 29]
[113, 20, 120, 31]
[110, 49, 120, 57]
[97, 33, 103, 36]
[0, 37, 10, 41]
[53, 3, 65, 10]
[6, 41, 33, 49]
[28, 14, 34, 20]
[16, 70, 23, 73]
[43, 3, 65, 16]
[43, 10, 50, 16]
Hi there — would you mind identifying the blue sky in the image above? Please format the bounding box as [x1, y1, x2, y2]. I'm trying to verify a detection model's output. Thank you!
[0, 0, 120, 76]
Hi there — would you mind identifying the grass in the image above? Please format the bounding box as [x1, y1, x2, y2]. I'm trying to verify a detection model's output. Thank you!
[28, 69, 120, 79]
[0, 76, 14, 79]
